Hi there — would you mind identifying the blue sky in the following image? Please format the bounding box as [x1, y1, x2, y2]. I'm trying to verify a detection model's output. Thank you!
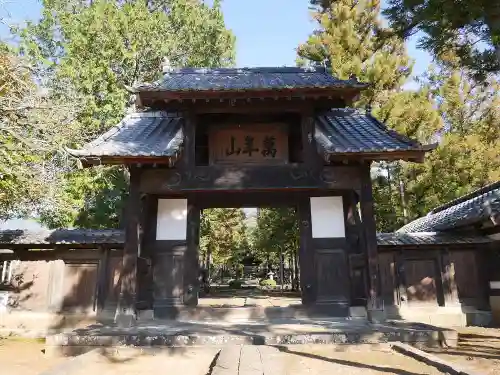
[0, 0, 432, 77]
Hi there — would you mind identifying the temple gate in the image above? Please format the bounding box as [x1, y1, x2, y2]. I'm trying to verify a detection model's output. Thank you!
[68, 67, 434, 324]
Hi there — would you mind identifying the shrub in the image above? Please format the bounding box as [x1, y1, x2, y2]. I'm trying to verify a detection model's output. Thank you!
[228, 279, 243, 289]
[259, 279, 277, 288]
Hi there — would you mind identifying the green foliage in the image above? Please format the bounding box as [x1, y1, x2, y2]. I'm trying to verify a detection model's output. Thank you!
[251, 208, 298, 264]
[0, 47, 82, 219]
[398, 67, 500, 221]
[299, 0, 499, 232]
[383, 0, 500, 80]
[200, 208, 248, 267]
[228, 279, 243, 289]
[11, 0, 235, 226]
[298, 0, 412, 109]
[259, 279, 277, 287]
[298, 0, 443, 232]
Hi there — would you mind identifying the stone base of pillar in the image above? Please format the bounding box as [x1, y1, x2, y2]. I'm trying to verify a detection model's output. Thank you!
[367, 297, 386, 323]
[115, 307, 136, 328]
[367, 308, 386, 323]
[489, 295, 500, 325]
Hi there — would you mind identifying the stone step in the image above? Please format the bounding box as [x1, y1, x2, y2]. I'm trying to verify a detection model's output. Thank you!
[136, 305, 366, 322]
[45, 320, 459, 356]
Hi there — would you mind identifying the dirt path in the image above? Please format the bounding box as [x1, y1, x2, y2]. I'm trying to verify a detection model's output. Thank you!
[0, 338, 65, 375]
[426, 326, 500, 375]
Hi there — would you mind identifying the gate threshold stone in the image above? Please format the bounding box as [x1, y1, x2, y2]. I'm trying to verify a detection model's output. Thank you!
[45, 319, 458, 356]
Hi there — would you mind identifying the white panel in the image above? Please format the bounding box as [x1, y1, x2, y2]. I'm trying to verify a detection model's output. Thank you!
[310, 196, 345, 238]
[156, 199, 188, 240]
[490, 281, 500, 289]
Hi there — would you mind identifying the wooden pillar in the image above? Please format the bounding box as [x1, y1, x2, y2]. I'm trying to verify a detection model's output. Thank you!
[182, 112, 196, 168]
[97, 246, 109, 313]
[115, 166, 142, 326]
[440, 249, 459, 306]
[359, 162, 381, 312]
[298, 197, 314, 305]
[184, 199, 200, 306]
[395, 251, 408, 305]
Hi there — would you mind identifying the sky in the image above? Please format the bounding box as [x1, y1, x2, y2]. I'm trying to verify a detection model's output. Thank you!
[0, 0, 433, 77]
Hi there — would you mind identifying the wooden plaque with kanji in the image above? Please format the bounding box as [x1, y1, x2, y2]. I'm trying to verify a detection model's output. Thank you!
[209, 123, 289, 165]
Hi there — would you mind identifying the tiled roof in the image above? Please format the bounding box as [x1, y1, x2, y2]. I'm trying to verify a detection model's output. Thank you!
[398, 181, 500, 233]
[0, 229, 125, 247]
[67, 112, 183, 160]
[135, 67, 368, 92]
[69, 109, 432, 162]
[0, 228, 489, 249]
[315, 109, 434, 159]
[377, 232, 493, 247]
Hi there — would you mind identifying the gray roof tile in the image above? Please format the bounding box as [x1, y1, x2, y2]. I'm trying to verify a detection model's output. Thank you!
[69, 109, 430, 161]
[0, 228, 489, 249]
[398, 181, 500, 233]
[315, 109, 430, 156]
[377, 232, 493, 247]
[67, 112, 183, 159]
[0, 229, 124, 247]
[135, 67, 368, 92]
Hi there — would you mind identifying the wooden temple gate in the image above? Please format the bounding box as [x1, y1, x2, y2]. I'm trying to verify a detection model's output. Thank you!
[68, 67, 434, 324]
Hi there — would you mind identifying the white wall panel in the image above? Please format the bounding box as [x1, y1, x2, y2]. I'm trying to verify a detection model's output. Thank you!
[310, 196, 345, 238]
[156, 199, 188, 240]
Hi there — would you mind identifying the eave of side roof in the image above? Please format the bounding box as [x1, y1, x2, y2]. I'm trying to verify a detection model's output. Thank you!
[315, 109, 436, 162]
[398, 182, 500, 233]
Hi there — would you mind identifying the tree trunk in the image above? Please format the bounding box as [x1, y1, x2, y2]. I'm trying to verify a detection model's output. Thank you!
[293, 247, 300, 291]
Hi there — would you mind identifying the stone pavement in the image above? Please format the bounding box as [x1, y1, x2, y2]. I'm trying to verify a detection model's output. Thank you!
[213, 344, 447, 374]
[43, 344, 446, 375]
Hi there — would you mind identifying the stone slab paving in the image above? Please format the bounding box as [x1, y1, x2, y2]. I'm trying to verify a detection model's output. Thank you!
[212, 344, 447, 374]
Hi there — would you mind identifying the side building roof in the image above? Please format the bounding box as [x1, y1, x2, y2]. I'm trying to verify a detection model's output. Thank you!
[68, 109, 433, 166]
[398, 181, 500, 233]
[0, 229, 491, 250]
[0, 229, 124, 249]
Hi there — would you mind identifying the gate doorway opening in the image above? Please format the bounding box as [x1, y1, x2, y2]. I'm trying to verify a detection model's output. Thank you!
[198, 206, 302, 309]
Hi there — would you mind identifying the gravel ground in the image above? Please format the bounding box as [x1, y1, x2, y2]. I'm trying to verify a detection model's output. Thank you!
[59, 347, 220, 375]
[279, 344, 446, 374]
[426, 326, 500, 375]
[0, 339, 448, 375]
[0, 338, 65, 375]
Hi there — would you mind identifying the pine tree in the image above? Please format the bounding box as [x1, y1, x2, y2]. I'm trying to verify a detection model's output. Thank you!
[383, 0, 500, 80]
[200, 208, 248, 275]
[298, 0, 442, 231]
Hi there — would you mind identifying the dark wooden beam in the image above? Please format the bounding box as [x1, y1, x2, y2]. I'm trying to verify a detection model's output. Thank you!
[139, 165, 361, 193]
[155, 98, 345, 114]
[116, 166, 142, 326]
[359, 161, 380, 309]
[181, 112, 196, 169]
[139, 87, 362, 103]
[301, 110, 317, 169]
